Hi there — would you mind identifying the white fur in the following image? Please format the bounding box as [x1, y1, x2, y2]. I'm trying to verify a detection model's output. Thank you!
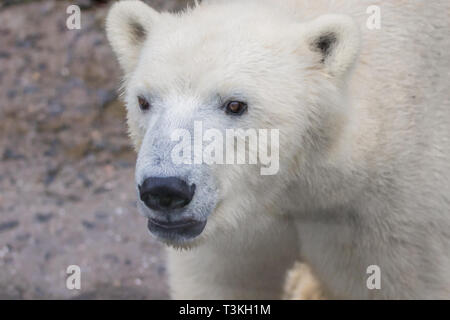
[107, 0, 450, 299]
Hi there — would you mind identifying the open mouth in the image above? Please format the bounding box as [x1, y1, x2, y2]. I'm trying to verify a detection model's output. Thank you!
[147, 218, 207, 240]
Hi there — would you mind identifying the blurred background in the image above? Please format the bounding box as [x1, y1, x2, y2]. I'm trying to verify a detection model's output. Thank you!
[0, 0, 194, 299]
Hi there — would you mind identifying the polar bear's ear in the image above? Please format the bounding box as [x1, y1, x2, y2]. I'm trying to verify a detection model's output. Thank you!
[106, 0, 159, 73]
[303, 14, 360, 78]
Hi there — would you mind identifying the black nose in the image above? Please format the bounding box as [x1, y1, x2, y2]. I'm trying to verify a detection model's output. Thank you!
[139, 177, 195, 211]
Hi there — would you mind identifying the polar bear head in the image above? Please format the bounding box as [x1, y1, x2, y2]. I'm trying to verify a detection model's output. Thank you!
[106, 0, 361, 247]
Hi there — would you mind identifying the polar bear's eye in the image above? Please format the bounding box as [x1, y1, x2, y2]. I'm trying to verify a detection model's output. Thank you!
[138, 96, 151, 111]
[225, 101, 247, 116]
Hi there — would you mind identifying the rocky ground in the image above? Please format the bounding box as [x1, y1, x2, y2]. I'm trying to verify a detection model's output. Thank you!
[0, 0, 193, 299]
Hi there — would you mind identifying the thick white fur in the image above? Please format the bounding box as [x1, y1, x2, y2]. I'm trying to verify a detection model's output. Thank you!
[107, 0, 450, 299]
[106, 0, 160, 73]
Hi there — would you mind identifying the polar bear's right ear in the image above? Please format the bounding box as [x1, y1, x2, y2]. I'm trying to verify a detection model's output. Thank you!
[106, 0, 159, 73]
[303, 14, 361, 79]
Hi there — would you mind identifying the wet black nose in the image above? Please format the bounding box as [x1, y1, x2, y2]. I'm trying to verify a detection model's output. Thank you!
[139, 177, 195, 211]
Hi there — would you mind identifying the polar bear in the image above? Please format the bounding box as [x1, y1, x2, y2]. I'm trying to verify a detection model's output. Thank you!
[106, 0, 450, 299]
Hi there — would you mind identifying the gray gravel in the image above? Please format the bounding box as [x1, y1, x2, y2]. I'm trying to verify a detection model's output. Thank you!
[0, 0, 193, 300]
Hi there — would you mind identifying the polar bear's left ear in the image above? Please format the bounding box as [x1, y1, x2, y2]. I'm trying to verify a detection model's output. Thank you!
[303, 14, 361, 78]
[106, 0, 160, 73]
